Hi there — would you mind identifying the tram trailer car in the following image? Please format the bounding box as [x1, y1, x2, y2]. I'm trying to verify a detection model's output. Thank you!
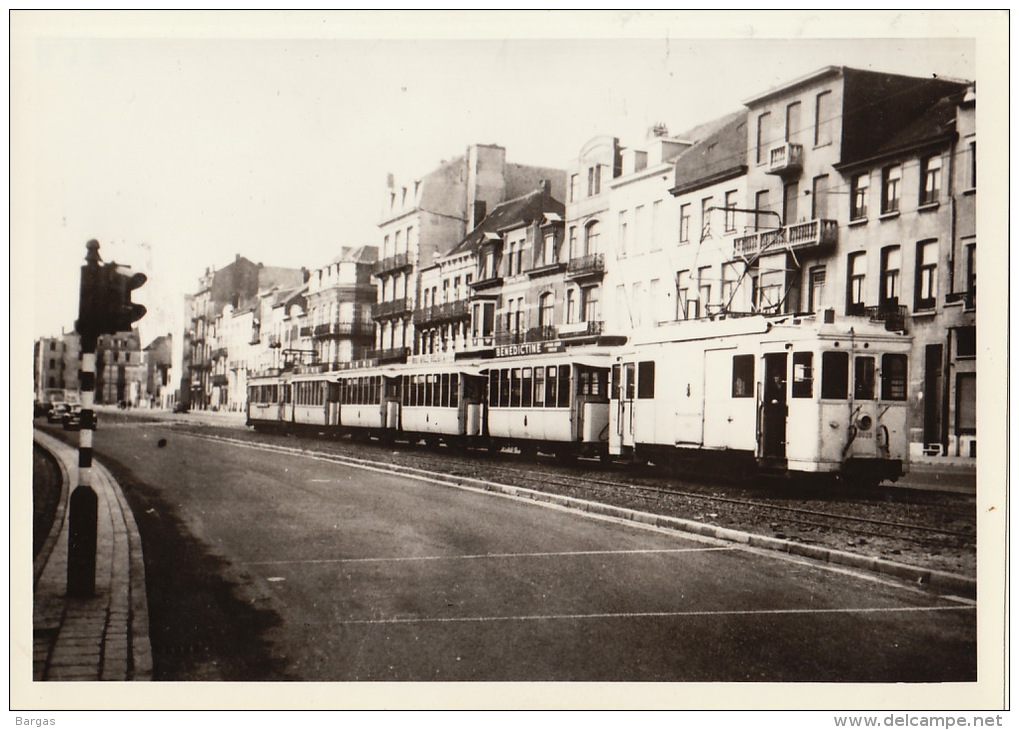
[483, 353, 612, 459]
[609, 314, 911, 486]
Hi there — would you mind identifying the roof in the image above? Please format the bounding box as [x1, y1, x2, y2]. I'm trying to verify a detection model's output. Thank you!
[442, 187, 565, 259]
[670, 110, 748, 195]
[323, 245, 379, 266]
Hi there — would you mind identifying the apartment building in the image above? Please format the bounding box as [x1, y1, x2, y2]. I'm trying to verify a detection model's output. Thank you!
[96, 329, 145, 406]
[34, 331, 81, 403]
[373, 144, 565, 363]
[304, 246, 378, 368]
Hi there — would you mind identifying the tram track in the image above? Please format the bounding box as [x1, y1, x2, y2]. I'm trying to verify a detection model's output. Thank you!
[173, 428, 973, 547]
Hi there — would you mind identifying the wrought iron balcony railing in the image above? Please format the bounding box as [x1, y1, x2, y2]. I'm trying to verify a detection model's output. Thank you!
[373, 298, 413, 320]
[371, 252, 412, 277]
[413, 299, 470, 325]
[566, 253, 605, 279]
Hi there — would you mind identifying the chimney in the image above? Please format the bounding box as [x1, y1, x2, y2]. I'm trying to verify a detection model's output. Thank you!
[471, 200, 487, 229]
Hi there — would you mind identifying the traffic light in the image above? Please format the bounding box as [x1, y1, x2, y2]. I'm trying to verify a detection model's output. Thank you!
[101, 263, 147, 334]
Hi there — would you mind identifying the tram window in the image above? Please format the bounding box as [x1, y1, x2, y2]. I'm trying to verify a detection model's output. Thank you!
[732, 355, 754, 398]
[522, 368, 533, 407]
[611, 364, 621, 399]
[637, 361, 656, 399]
[558, 365, 571, 407]
[534, 367, 545, 406]
[510, 368, 522, 407]
[329, 382, 339, 402]
[821, 351, 849, 399]
[450, 374, 459, 408]
[792, 352, 813, 398]
[855, 357, 876, 400]
[881, 354, 908, 401]
[546, 366, 557, 408]
[432, 374, 441, 407]
[624, 363, 636, 400]
[422, 375, 431, 407]
[489, 371, 499, 407]
[439, 374, 447, 407]
[500, 369, 511, 407]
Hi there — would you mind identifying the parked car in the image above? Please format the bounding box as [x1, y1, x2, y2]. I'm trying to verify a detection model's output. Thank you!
[62, 405, 97, 431]
[46, 403, 70, 423]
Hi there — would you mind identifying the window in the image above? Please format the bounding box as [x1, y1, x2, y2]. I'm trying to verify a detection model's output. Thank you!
[566, 289, 577, 324]
[880, 354, 907, 401]
[968, 141, 976, 189]
[754, 190, 771, 231]
[698, 266, 712, 312]
[732, 355, 754, 398]
[539, 293, 554, 327]
[679, 204, 691, 243]
[792, 352, 813, 398]
[756, 112, 771, 164]
[881, 164, 901, 214]
[915, 240, 938, 310]
[847, 252, 866, 314]
[721, 263, 739, 310]
[618, 210, 629, 256]
[814, 90, 833, 146]
[534, 367, 545, 407]
[584, 221, 600, 255]
[724, 191, 737, 232]
[545, 366, 557, 408]
[587, 165, 601, 196]
[880, 246, 901, 308]
[568, 226, 578, 259]
[557, 365, 571, 408]
[583, 286, 599, 323]
[543, 232, 556, 265]
[821, 351, 849, 399]
[956, 326, 976, 359]
[809, 266, 826, 313]
[521, 367, 533, 407]
[955, 373, 976, 434]
[676, 270, 691, 320]
[651, 200, 662, 251]
[634, 205, 645, 254]
[569, 174, 579, 202]
[850, 172, 869, 220]
[812, 174, 829, 220]
[637, 361, 655, 399]
[920, 155, 942, 205]
[782, 182, 798, 226]
[700, 197, 713, 240]
[785, 101, 801, 142]
[965, 243, 976, 308]
[854, 356, 876, 400]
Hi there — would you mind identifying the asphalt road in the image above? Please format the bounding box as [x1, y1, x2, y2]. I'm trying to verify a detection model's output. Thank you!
[85, 421, 975, 682]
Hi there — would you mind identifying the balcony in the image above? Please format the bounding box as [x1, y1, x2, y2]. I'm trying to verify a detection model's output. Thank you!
[558, 320, 604, 339]
[212, 374, 229, 387]
[413, 299, 470, 325]
[373, 298, 413, 320]
[210, 347, 228, 360]
[863, 302, 909, 332]
[494, 327, 558, 346]
[527, 259, 567, 278]
[371, 252, 412, 277]
[267, 334, 282, 348]
[249, 332, 261, 345]
[767, 142, 804, 176]
[946, 289, 976, 311]
[470, 273, 503, 291]
[566, 253, 605, 280]
[313, 321, 375, 338]
[368, 346, 410, 363]
[299, 325, 313, 338]
[733, 218, 838, 259]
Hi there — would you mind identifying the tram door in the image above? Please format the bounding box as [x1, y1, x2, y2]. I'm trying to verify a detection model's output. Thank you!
[618, 362, 636, 449]
[760, 353, 788, 460]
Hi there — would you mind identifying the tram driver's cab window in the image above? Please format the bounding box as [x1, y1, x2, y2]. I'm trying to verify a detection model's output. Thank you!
[821, 351, 849, 399]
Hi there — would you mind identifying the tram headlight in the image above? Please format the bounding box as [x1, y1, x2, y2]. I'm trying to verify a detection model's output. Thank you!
[856, 415, 873, 431]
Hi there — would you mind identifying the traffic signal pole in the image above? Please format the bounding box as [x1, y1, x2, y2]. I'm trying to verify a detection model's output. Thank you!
[67, 239, 102, 596]
[67, 239, 147, 596]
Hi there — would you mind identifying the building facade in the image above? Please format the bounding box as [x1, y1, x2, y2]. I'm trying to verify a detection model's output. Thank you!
[305, 246, 378, 369]
[374, 144, 566, 363]
[34, 331, 81, 403]
[96, 329, 145, 406]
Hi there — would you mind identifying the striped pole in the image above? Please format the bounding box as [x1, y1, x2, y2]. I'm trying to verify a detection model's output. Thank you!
[67, 241, 101, 597]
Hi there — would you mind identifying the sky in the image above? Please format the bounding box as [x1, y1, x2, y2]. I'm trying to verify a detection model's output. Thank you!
[12, 10, 997, 350]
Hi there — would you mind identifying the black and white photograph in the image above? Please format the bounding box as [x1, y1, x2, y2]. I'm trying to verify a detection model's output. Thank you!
[12, 9, 1008, 717]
